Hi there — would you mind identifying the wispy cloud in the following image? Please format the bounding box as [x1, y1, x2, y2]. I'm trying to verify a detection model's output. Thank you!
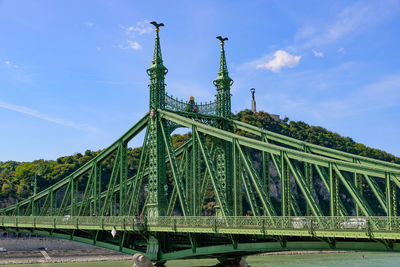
[120, 20, 153, 37]
[312, 50, 324, 57]
[0, 100, 97, 132]
[258, 72, 400, 123]
[239, 1, 399, 72]
[84, 21, 94, 27]
[2, 60, 32, 84]
[332, 73, 400, 114]
[117, 40, 142, 50]
[256, 50, 301, 72]
[296, 1, 399, 49]
[4, 60, 18, 68]
[117, 20, 152, 51]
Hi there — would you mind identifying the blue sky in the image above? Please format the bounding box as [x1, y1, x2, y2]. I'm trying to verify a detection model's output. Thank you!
[1, 0, 400, 162]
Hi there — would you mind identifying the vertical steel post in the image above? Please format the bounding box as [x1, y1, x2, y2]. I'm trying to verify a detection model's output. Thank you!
[119, 142, 128, 215]
[281, 151, 290, 216]
[50, 189, 54, 216]
[305, 162, 313, 216]
[261, 135, 270, 204]
[32, 173, 37, 216]
[354, 172, 363, 216]
[329, 163, 339, 216]
[92, 162, 97, 216]
[386, 172, 394, 229]
[191, 126, 200, 215]
[185, 144, 191, 206]
[232, 138, 241, 216]
[70, 177, 75, 216]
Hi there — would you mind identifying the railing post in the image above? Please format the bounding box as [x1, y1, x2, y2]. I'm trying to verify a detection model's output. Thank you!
[262, 217, 265, 234]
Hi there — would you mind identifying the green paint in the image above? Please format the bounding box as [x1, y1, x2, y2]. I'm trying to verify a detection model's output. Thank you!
[1, 22, 400, 264]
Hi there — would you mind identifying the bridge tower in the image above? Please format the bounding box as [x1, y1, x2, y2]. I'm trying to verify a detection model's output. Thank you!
[213, 37, 238, 216]
[146, 23, 168, 218]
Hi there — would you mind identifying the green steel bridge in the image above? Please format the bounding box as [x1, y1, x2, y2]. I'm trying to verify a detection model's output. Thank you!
[2, 22, 400, 265]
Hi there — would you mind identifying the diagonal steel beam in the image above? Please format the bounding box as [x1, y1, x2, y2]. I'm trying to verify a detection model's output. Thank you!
[240, 168, 260, 217]
[159, 117, 190, 216]
[159, 110, 399, 179]
[195, 129, 230, 217]
[236, 141, 277, 217]
[284, 153, 323, 217]
[333, 164, 374, 216]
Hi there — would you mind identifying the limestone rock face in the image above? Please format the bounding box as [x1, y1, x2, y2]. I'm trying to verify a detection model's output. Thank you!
[133, 253, 154, 267]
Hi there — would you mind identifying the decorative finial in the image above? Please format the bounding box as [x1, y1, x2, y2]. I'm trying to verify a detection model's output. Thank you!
[216, 36, 228, 46]
[150, 21, 164, 32]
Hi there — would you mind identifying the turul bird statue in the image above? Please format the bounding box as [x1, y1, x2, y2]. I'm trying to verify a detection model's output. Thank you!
[150, 21, 164, 29]
[216, 36, 229, 43]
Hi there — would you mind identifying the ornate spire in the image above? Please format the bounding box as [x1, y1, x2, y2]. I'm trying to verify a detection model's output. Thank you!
[147, 21, 167, 110]
[148, 21, 167, 72]
[214, 36, 233, 118]
[214, 36, 232, 83]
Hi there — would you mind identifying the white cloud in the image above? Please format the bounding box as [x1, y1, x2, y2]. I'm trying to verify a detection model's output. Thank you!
[338, 47, 345, 53]
[127, 40, 142, 50]
[118, 40, 142, 50]
[85, 21, 94, 27]
[0, 100, 96, 132]
[96, 47, 102, 51]
[121, 20, 153, 37]
[4, 60, 18, 68]
[312, 50, 324, 57]
[256, 50, 301, 72]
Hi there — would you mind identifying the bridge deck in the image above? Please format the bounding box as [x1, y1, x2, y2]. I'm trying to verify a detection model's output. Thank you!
[2, 216, 400, 240]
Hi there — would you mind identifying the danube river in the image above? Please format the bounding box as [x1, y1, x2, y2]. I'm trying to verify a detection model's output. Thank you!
[7, 252, 400, 266]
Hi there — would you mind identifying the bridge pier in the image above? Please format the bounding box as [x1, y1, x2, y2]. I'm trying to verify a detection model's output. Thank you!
[216, 256, 248, 267]
[133, 253, 154, 267]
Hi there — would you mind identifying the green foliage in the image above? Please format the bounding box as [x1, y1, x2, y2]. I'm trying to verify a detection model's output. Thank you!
[234, 110, 400, 164]
[0, 132, 191, 206]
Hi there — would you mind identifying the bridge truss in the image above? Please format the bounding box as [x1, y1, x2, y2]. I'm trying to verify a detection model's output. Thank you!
[1, 23, 400, 264]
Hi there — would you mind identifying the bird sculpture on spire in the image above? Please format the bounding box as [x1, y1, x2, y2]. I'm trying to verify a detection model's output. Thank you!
[150, 21, 164, 32]
[216, 36, 228, 46]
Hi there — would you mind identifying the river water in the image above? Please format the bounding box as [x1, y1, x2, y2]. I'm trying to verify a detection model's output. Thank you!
[7, 252, 400, 266]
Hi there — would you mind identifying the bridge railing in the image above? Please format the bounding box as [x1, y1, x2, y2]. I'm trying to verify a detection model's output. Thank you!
[164, 93, 216, 115]
[2, 216, 399, 232]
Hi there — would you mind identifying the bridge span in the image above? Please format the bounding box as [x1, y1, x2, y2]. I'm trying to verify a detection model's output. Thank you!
[1, 22, 400, 265]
